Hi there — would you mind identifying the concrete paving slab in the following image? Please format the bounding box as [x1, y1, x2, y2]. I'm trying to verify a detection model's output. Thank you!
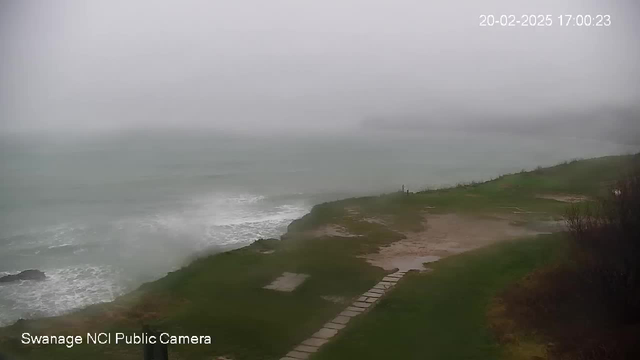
[302, 338, 328, 347]
[332, 315, 351, 324]
[264, 272, 310, 292]
[324, 322, 346, 330]
[368, 288, 385, 294]
[286, 350, 310, 359]
[295, 345, 319, 353]
[345, 306, 365, 312]
[339, 310, 360, 317]
[279, 270, 406, 359]
[352, 301, 371, 308]
[313, 328, 338, 339]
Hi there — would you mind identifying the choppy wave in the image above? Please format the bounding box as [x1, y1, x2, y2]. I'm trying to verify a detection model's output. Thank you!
[0, 223, 87, 251]
[0, 192, 311, 326]
[0, 265, 124, 326]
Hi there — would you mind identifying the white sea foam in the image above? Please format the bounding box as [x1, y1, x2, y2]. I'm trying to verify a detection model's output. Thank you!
[3, 223, 87, 251]
[197, 194, 309, 246]
[0, 265, 124, 326]
[0, 192, 310, 326]
[131, 192, 310, 248]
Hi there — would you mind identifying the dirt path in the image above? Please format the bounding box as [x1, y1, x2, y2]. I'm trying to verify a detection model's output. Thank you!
[279, 212, 551, 359]
[365, 213, 548, 271]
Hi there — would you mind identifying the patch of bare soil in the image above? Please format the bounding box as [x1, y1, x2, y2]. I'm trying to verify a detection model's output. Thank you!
[345, 207, 360, 216]
[365, 213, 546, 271]
[536, 193, 590, 203]
[362, 217, 388, 225]
[311, 224, 360, 238]
[320, 295, 348, 304]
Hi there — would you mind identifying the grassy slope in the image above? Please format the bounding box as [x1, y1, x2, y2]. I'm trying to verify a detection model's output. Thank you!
[0, 154, 637, 360]
[314, 234, 568, 360]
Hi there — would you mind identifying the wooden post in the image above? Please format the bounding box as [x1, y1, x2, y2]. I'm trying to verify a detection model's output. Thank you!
[143, 325, 168, 360]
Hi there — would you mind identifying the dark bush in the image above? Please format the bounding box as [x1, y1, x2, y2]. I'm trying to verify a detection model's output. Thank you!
[493, 160, 640, 360]
[566, 166, 640, 323]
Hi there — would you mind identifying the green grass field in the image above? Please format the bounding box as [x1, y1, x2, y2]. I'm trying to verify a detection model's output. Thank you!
[0, 154, 637, 360]
[314, 234, 568, 360]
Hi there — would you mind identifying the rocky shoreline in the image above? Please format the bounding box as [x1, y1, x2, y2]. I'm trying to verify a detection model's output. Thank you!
[0, 269, 46, 283]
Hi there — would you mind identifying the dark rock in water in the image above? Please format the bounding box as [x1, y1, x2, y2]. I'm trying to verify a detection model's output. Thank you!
[0, 269, 46, 283]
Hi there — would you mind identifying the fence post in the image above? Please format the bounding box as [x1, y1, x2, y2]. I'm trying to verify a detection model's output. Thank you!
[143, 325, 169, 360]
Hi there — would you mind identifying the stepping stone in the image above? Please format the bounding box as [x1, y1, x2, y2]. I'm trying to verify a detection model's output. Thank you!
[365, 297, 377, 303]
[280, 357, 297, 360]
[352, 301, 371, 308]
[357, 296, 368, 302]
[378, 281, 394, 286]
[363, 292, 382, 297]
[368, 288, 385, 294]
[295, 345, 319, 353]
[302, 338, 328, 347]
[332, 315, 351, 324]
[339, 310, 360, 317]
[345, 306, 365, 312]
[286, 350, 310, 359]
[324, 322, 346, 330]
[374, 284, 390, 290]
[382, 277, 399, 282]
[388, 273, 404, 278]
[312, 328, 338, 339]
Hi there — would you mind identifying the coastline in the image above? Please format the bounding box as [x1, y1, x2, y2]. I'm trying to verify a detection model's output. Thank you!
[1, 154, 638, 360]
[1, 154, 636, 328]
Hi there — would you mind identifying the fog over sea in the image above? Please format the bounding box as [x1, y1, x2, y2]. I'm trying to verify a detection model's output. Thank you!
[0, 131, 637, 325]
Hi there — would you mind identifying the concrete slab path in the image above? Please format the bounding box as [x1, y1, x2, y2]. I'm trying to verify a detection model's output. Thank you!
[280, 270, 407, 360]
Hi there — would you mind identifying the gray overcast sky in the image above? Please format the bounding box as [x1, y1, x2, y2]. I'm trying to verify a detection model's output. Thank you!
[0, 0, 639, 134]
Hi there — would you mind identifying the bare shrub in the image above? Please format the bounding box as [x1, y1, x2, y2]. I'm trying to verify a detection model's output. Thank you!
[566, 167, 640, 323]
[493, 160, 640, 360]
